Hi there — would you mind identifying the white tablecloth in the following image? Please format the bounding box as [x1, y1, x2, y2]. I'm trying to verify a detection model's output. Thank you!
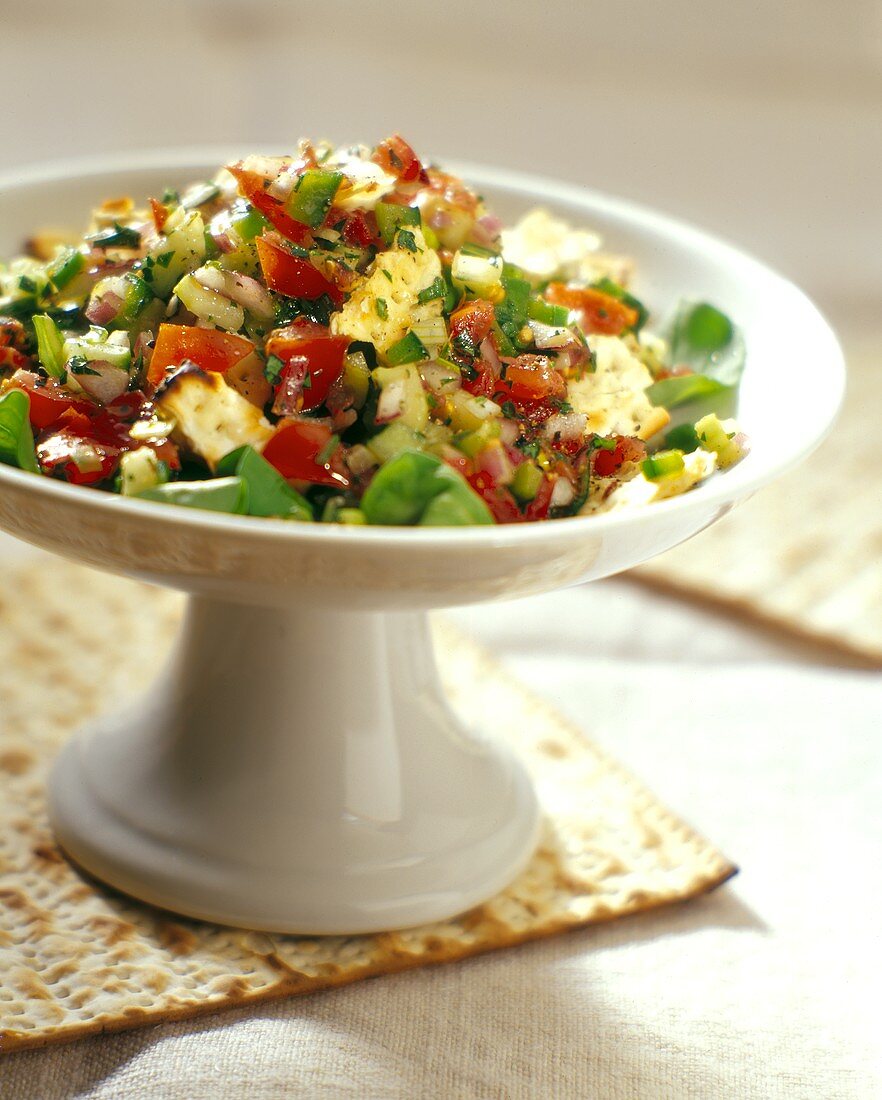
[2, 577, 879, 1099]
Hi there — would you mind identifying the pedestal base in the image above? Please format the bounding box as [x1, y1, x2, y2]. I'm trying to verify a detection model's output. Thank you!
[48, 598, 539, 934]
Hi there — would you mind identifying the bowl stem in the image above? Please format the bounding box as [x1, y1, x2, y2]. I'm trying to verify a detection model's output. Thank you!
[48, 596, 540, 933]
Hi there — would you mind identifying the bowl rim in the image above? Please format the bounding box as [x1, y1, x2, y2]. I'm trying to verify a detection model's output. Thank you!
[0, 148, 845, 548]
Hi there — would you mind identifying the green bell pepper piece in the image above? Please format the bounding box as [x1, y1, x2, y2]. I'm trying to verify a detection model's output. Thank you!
[0, 390, 38, 473]
[286, 170, 344, 229]
[47, 248, 85, 290]
[375, 202, 421, 246]
[216, 446, 312, 521]
[138, 477, 248, 514]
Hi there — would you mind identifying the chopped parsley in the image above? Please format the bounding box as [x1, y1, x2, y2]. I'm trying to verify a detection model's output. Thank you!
[396, 229, 419, 253]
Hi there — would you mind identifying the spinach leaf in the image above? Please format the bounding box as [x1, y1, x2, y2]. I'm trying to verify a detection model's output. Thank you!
[0, 390, 39, 473]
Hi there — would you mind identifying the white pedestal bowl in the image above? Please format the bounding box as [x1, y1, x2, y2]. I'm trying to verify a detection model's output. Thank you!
[0, 154, 844, 933]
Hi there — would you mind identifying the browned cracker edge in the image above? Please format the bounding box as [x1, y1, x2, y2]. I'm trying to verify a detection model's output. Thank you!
[626, 573, 882, 670]
[0, 861, 736, 1057]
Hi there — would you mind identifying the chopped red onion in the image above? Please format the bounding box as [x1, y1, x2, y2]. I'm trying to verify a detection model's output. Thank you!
[477, 443, 514, 485]
[375, 379, 406, 423]
[543, 411, 588, 444]
[421, 361, 462, 395]
[479, 336, 503, 378]
[272, 356, 309, 417]
[499, 419, 519, 446]
[74, 361, 130, 405]
[550, 477, 576, 508]
[85, 291, 123, 326]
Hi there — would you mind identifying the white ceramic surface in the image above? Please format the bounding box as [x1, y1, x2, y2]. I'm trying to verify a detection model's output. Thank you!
[0, 154, 844, 933]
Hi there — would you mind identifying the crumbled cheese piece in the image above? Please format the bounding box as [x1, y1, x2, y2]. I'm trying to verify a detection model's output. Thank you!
[326, 146, 398, 212]
[155, 369, 274, 470]
[331, 227, 442, 355]
[587, 448, 718, 513]
[568, 335, 669, 440]
[501, 209, 633, 285]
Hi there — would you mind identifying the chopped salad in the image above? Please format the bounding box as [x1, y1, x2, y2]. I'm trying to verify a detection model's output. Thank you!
[0, 134, 747, 526]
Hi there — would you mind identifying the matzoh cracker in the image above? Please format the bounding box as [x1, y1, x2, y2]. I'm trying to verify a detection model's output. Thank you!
[634, 333, 882, 663]
[0, 561, 734, 1053]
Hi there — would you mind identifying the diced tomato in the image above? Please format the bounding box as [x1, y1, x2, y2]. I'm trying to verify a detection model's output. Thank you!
[523, 475, 555, 520]
[653, 365, 693, 381]
[449, 300, 495, 359]
[149, 197, 170, 233]
[438, 446, 472, 478]
[262, 420, 349, 488]
[226, 163, 312, 245]
[340, 209, 380, 248]
[544, 284, 638, 336]
[37, 401, 179, 486]
[11, 376, 93, 430]
[461, 360, 497, 398]
[592, 435, 646, 477]
[264, 320, 349, 413]
[147, 324, 255, 388]
[256, 236, 343, 304]
[467, 471, 523, 524]
[372, 135, 428, 183]
[0, 346, 31, 372]
[495, 355, 566, 404]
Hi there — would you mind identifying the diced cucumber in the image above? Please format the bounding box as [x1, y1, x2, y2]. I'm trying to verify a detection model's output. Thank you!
[372, 364, 429, 431]
[342, 350, 371, 408]
[455, 419, 501, 458]
[119, 447, 168, 496]
[510, 460, 543, 502]
[642, 450, 686, 480]
[367, 421, 423, 464]
[451, 250, 503, 297]
[447, 390, 501, 433]
[695, 413, 744, 468]
[174, 274, 244, 332]
[63, 326, 132, 372]
[145, 210, 207, 298]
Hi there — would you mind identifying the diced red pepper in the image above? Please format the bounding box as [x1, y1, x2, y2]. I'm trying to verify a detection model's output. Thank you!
[264, 320, 349, 413]
[340, 209, 381, 248]
[256, 236, 343, 304]
[226, 163, 312, 245]
[372, 135, 428, 183]
[544, 284, 638, 336]
[262, 420, 349, 488]
[149, 197, 170, 233]
[523, 474, 555, 520]
[147, 324, 255, 388]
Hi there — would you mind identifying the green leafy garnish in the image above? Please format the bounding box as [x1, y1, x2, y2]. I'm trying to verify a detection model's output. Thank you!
[0, 390, 39, 473]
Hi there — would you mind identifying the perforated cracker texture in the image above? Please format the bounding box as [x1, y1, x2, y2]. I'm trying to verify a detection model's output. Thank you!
[0, 561, 734, 1053]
